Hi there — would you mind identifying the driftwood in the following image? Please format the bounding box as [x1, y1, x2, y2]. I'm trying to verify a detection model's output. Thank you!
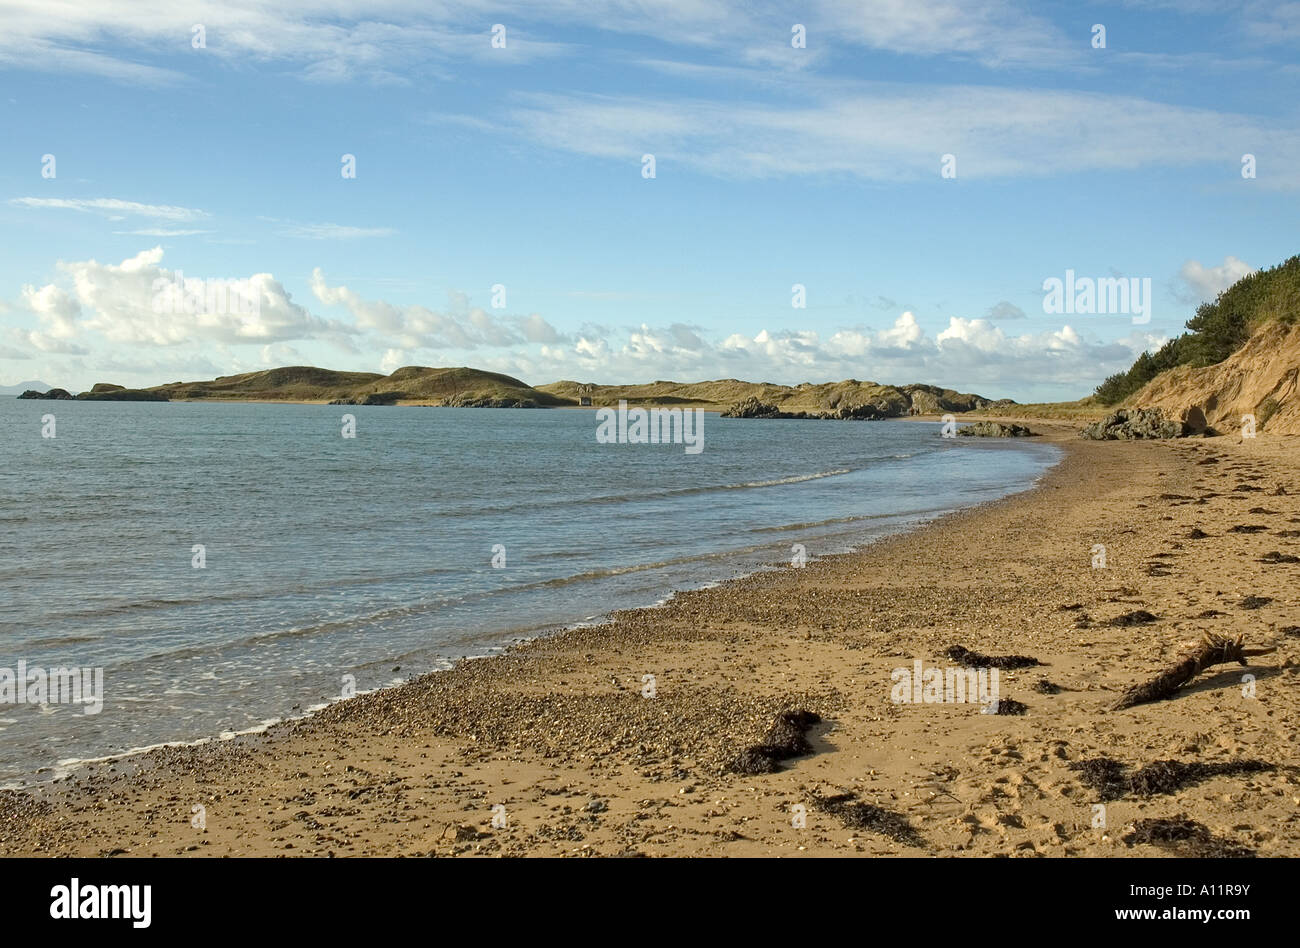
[1112, 632, 1275, 710]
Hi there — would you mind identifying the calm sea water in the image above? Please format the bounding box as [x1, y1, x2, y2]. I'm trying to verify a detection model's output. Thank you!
[0, 399, 1060, 784]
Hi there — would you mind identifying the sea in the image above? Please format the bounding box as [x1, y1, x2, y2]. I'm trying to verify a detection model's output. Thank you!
[0, 399, 1060, 784]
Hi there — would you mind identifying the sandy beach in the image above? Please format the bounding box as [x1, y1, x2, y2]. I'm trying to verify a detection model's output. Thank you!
[3, 423, 1297, 858]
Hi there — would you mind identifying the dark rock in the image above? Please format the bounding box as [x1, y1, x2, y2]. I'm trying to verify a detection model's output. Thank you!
[17, 388, 73, 400]
[955, 421, 1035, 438]
[1080, 408, 1188, 440]
[1179, 406, 1208, 434]
[721, 397, 795, 419]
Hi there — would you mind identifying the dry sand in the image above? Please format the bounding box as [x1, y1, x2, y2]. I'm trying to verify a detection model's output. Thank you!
[3, 424, 1297, 857]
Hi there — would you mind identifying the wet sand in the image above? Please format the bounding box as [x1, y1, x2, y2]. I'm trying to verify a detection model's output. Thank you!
[3, 424, 1298, 857]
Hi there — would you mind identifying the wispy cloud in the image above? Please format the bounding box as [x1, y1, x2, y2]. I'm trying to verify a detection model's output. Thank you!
[112, 228, 213, 237]
[0, 0, 1277, 86]
[11, 197, 208, 221]
[273, 221, 397, 240]
[489, 85, 1300, 185]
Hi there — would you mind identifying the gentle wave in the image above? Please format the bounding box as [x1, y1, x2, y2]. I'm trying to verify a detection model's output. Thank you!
[435, 466, 858, 518]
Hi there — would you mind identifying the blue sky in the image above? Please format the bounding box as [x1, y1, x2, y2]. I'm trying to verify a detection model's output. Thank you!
[1, 1, 1297, 400]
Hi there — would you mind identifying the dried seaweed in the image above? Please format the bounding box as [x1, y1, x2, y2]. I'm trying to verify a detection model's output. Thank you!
[810, 791, 924, 847]
[989, 697, 1027, 715]
[944, 645, 1041, 669]
[1072, 756, 1272, 800]
[1070, 758, 1129, 801]
[726, 709, 821, 774]
[1109, 610, 1159, 627]
[1123, 818, 1254, 858]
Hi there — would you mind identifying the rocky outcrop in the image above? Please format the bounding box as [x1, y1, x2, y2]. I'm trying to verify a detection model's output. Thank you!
[545, 378, 1005, 416]
[900, 384, 995, 415]
[17, 388, 73, 400]
[329, 391, 404, 406]
[722, 398, 799, 418]
[956, 421, 1036, 437]
[722, 396, 886, 420]
[77, 388, 169, 401]
[1080, 408, 1188, 440]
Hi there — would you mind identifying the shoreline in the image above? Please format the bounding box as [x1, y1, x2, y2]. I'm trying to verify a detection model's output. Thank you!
[4, 424, 1297, 857]
[0, 426, 1057, 789]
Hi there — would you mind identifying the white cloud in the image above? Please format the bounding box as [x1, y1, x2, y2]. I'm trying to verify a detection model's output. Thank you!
[310, 269, 564, 350]
[1176, 255, 1256, 302]
[3, 251, 1157, 401]
[479, 311, 1152, 400]
[12, 248, 347, 349]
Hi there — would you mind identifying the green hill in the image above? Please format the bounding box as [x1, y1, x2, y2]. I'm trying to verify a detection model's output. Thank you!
[145, 366, 571, 407]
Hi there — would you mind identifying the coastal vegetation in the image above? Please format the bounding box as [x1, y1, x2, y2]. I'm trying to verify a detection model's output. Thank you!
[1094, 255, 1300, 406]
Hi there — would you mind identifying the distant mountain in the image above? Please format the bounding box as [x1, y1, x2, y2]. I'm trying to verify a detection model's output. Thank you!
[0, 380, 53, 395]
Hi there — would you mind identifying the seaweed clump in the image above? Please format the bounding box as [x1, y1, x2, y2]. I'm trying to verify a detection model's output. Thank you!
[988, 697, 1028, 715]
[810, 791, 925, 847]
[944, 646, 1041, 670]
[1071, 756, 1272, 801]
[1108, 610, 1159, 627]
[726, 709, 821, 775]
[1123, 818, 1254, 858]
